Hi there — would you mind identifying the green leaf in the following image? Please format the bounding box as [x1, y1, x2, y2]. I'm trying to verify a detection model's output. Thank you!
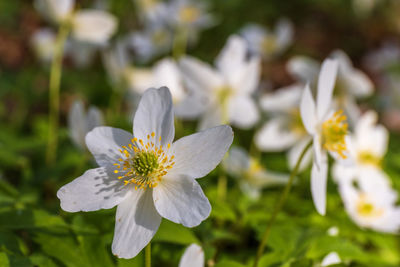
[153, 220, 199, 245]
[215, 260, 245, 267]
[210, 201, 236, 222]
[0, 252, 9, 267]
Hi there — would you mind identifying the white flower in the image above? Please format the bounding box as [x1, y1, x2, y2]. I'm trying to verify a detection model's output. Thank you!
[132, 0, 170, 26]
[57, 87, 233, 258]
[35, 0, 117, 46]
[71, 10, 117, 45]
[300, 58, 349, 215]
[31, 28, 58, 63]
[68, 100, 104, 150]
[35, 0, 74, 23]
[128, 25, 173, 63]
[223, 146, 289, 200]
[180, 35, 261, 129]
[240, 18, 293, 60]
[179, 244, 204, 267]
[255, 84, 312, 171]
[339, 179, 400, 233]
[127, 58, 206, 119]
[332, 110, 390, 188]
[166, 0, 215, 41]
[288, 50, 373, 124]
[321, 252, 341, 266]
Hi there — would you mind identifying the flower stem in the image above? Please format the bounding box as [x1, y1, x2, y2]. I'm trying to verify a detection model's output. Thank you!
[172, 26, 188, 59]
[46, 24, 69, 165]
[252, 140, 312, 267]
[217, 173, 227, 201]
[145, 242, 151, 267]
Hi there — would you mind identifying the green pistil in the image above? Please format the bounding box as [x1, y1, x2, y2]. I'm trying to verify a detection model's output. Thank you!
[133, 152, 159, 176]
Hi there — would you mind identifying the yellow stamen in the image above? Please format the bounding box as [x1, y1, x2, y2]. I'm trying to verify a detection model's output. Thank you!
[322, 110, 348, 159]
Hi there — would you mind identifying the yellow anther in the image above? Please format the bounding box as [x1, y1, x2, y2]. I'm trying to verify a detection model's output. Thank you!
[147, 134, 150, 139]
[151, 132, 155, 137]
[322, 110, 348, 159]
[167, 143, 171, 149]
[114, 170, 119, 174]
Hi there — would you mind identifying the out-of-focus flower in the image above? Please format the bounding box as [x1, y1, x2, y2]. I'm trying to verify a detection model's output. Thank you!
[127, 58, 206, 119]
[132, 0, 169, 26]
[35, 0, 117, 46]
[180, 35, 261, 129]
[339, 179, 400, 233]
[288, 50, 374, 124]
[31, 28, 58, 63]
[128, 25, 173, 63]
[57, 87, 233, 259]
[333, 111, 390, 188]
[327, 226, 339, 236]
[223, 146, 289, 200]
[255, 84, 312, 171]
[166, 0, 215, 42]
[352, 0, 382, 16]
[240, 18, 293, 60]
[300, 58, 348, 215]
[179, 244, 204, 267]
[68, 99, 104, 150]
[321, 252, 341, 266]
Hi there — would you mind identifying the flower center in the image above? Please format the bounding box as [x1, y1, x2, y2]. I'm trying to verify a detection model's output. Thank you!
[179, 6, 200, 24]
[261, 36, 277, 54]
[322, 110, 348, 158]
[113, 132, 175, 189]
[356, 196, 383, 218]
[357, 151, 381, 167]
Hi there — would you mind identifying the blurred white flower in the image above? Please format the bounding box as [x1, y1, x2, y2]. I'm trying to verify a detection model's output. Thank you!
[327, 226, 339, 236]
[300, 58, 349, 215]
[255, 84, 312, 171]
[180, 35, 261, 129]
[35, 0, 117, 46]
[31, 28, 58, 63]
[179, 243, 204, 267]
[240, 18, 293, 60]
[223, 146, 289, 200]
[71, 10, 117, 45]
[166, 0, 215, 41]
[353, 0, 381, 16]
[68, 99, 104, 150]
[321, 252, 341, 266]
[132, 0, 169, 26]
[58, 87, 233, 259]
[102, 39, 132, 88]
[333, 110, 390, 188]
[127, 58, 206, 119]
[288, 50, 373, 124]
[128, 25, 173, 63]
[339, 179, 400, 233]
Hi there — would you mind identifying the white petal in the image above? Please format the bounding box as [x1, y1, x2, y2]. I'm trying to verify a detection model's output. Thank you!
[342, 69, 373, 98]
[179, 244, 204, 267]
[68, 100, 87, 149]
[35, 0, 74, 23]
[300, 84, 317, 134]
[133, 87, 175, 147]
[317, 59, 338, 119]
[287, 56, 319, 83]
[87, 106, 104, 131]
[287, 137, 313, 171]
[311, 153, 328, 215]
[112, 189, 161, 259]
[72, 10, 117, 45]
[86, 126, 134, 167]
[57, 167, 129, 212]
[170, 125, 233, 179]
[174, 92, 208, 119]
[228, 95, 259, 129]
[321, 252, 341, 266]
[230, 56, 261, 94]
[215, 35, 247, 78]
[223, 146, 250, 177]
[275, 18, 294, 50]
[197, 106, 222, 130]
[259, 84, 302, 112]
[255, 118, 300, 151]
[313, 134, 323, 169]
[153, 175, 211, 227]
[179, 56, 223, 93]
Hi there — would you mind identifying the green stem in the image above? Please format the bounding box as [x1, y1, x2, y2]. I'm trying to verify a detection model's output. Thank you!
[172, 26, 188, 60]
[252, 140, 312, 267]
[217, 173, 227, 201]
[46, 24, 69, 165]
[145, 242, 151, 267]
